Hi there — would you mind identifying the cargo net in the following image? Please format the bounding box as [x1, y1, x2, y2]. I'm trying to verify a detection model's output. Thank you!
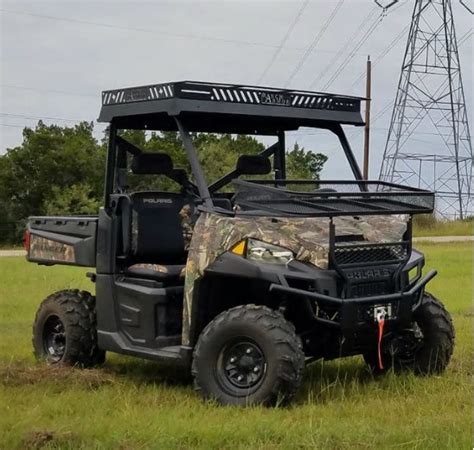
[233, 180, 434, 217]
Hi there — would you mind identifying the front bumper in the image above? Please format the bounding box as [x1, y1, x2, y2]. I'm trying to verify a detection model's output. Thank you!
[269, 269, 437, 330]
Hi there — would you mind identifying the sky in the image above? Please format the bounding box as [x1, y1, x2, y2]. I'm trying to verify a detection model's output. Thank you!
[0, 0, 472, 180]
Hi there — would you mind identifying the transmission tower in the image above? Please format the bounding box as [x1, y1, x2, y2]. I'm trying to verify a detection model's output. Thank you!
[377, 0, 473, 219]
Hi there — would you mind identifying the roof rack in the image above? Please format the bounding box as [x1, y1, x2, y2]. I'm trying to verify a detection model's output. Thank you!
[98, 81, 365, 133]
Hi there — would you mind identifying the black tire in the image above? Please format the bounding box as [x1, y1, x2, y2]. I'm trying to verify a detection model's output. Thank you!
[192, 305, 305, 406]
[364, 292, 455, 375]
[32, 290, 105, 367]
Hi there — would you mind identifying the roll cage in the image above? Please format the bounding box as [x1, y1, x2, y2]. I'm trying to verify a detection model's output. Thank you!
[99, 80, 367, 209]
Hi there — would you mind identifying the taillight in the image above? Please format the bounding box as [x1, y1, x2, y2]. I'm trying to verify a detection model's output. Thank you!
[23, 230, 30, 252]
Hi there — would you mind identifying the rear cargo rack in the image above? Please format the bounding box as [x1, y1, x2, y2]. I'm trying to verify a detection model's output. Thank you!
[233, 180, 434, 217]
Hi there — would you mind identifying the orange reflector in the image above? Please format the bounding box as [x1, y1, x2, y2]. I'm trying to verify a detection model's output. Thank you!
[231, 240, 246, 256]
[23, 230, 30, 252]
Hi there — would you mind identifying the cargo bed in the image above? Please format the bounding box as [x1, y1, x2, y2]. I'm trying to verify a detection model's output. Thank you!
[27, 216, 98, 267]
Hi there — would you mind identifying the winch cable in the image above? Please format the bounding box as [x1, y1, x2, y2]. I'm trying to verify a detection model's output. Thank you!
[376, 311, 386, 370]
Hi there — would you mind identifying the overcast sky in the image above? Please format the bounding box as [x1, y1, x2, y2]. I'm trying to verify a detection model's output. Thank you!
[0, 0, 472, 179]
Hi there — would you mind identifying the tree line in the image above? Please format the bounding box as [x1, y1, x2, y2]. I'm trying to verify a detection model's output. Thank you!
[0, 121, 327, 243]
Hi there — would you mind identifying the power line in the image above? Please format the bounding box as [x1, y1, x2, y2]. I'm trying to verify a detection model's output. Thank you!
[256, 0, 310, 85]
[0, 123, 26, 129]
[458, 29, 473, 45]
[310, 0, 408, 91]
[0, 8, 299, 50]
[351, 24, 410, 87]
[379, 0, 473, 218]
[321, 10, 384, 91]
[459, 0, 474, 14]
[1, 84, 97, 98]
[353, 24, 471, 88]
[370, 29, 472, 126]
[0, 112, 86, 122]
[284, 0, 345, 87]
[0, 114, 108, 131]
[307, 6, 379, 90]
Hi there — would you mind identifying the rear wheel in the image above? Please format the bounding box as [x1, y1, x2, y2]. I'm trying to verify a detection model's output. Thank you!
[364, 292, 454, 375]
[33, 290, 105, 367]
[192, 305, 305, 406]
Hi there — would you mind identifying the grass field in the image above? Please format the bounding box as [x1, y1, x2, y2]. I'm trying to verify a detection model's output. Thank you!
[413, 217, 473, 237]
[0, 242, 472, 449]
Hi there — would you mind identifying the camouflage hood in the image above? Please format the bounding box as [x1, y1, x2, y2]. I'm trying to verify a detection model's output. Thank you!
[181, 212, 407, 344]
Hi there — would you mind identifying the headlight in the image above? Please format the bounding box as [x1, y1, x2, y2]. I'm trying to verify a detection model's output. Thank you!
[231, 238, 294, 265]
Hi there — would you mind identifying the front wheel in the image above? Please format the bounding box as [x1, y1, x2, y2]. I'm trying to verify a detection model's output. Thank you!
[33, 290, 105, 367]
[364, 292, 455, 375]
[192, 305, 305, 406]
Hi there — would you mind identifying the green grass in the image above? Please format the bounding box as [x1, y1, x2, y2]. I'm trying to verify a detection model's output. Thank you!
[0, 243, 472, 449]
[413, 217, 473, 237]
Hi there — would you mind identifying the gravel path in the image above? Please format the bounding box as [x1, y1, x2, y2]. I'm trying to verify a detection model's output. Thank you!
[413, 236, 473, 243]
[0, 236, 471, 258]
[0, 250, 27, 257]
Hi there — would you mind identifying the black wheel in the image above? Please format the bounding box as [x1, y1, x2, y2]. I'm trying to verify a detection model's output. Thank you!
[364, 292, 455, 375]
[33, 290, 105, 367]
[192, 305, 305, 406]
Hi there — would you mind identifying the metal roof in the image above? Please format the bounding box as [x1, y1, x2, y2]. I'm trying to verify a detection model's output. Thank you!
[98, 80, 365, 134]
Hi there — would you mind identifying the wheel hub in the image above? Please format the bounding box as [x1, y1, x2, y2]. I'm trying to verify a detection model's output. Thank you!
[387, 323, 424, 361]
[220, 341, 266, 389]
[43, 315, 66, 362]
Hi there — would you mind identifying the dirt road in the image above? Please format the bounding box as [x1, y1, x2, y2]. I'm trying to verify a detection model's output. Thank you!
[0, 236, 471, 258]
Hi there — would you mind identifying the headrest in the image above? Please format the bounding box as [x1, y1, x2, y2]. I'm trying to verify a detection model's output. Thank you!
[236, 155, 272, 175]
[131, 153, 173, 175]
[171, 168, 189, 184]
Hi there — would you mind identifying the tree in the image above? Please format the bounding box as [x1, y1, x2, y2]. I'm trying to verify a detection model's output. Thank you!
[0, 121, 105, 221]
[286, 143, 328, 180]
[0, 123, 327, 243]
[43, 184, 101, 216]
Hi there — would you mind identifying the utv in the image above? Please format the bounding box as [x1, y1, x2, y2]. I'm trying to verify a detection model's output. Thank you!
[26, 81, 454, 406]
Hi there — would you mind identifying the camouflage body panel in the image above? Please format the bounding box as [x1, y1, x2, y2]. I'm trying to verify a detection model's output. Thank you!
[179, 204, 194, 251]
[181, 212, 408, 344]
[128, 263, 186, 278]
[29, 235, 76, 263]
[128, 263, 170, 273]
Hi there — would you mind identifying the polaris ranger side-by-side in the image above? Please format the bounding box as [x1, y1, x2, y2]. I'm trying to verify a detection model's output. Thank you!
[26, 81, 454, 406]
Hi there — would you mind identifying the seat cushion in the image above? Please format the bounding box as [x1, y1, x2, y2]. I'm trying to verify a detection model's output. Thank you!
[126, 263, 185, 283]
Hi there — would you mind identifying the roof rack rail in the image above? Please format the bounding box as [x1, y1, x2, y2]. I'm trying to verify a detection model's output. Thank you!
[102, 80, 362, 112]
[98, 81, 365, 132]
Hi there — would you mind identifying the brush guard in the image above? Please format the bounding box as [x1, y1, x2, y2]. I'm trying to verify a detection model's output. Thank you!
[329, 218, 413, 300]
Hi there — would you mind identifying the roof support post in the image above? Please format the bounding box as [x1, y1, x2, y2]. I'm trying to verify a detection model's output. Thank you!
[104, 122, 118, 210]
[274, 131, 286, 183]
[174, 117, 213, 207]
[331, 124, 364, 181]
